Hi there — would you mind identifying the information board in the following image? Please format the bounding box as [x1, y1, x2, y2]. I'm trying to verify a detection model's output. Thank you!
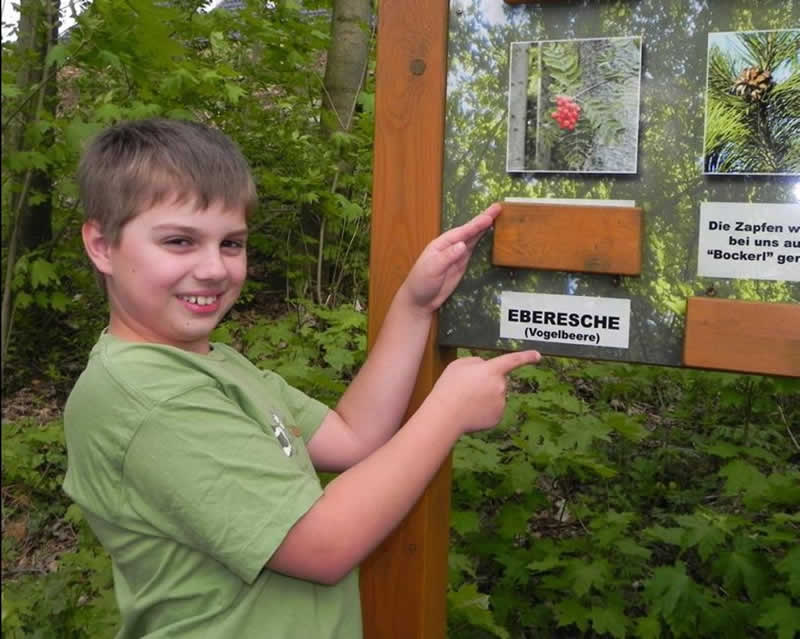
[438, 0, 799, 368]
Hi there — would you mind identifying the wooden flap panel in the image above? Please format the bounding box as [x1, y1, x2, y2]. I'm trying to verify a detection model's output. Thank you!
[492, 201, 643, 275]
[683, 297, 800, 377]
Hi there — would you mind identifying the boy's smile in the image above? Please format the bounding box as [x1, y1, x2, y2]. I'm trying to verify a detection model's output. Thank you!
[85, 196, 248, 354]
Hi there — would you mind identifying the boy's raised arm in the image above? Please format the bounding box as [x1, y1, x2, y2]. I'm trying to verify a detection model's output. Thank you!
[262, 202, 542, 586]
[307, 203, 502, 472]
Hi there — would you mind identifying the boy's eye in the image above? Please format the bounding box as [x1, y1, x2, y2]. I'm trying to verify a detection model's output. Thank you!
[222, 239, 246, 250]
[165, 237, 192, 246]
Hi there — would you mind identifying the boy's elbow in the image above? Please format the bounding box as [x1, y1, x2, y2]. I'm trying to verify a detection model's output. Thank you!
[306, 541, 360, 585]
[267, 488, 367, 584]
[267, 533, 357, 586]
[314, 562, 352, 586]
[271, 554, 354, 586]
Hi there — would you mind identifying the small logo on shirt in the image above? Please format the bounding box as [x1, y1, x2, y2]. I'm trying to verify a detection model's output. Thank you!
[271, 413, 295, 457]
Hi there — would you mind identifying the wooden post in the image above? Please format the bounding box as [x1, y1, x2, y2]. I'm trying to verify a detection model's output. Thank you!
[360, 1, 453, 638]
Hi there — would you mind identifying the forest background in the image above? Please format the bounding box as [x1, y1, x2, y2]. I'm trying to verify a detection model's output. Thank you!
[1, 0, 799, 637]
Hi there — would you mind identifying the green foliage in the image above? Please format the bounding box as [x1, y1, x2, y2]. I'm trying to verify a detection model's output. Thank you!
[758, 594, 800, 639]
[212, 299, 366, 405]
[449, 583, 511, 639]
[2, 545, 118, 639]
[1, 420, 119, 638]
[448, 359, 800, 639]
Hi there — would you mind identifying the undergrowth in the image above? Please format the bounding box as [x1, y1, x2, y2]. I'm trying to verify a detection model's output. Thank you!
[447, 360, 800, 639]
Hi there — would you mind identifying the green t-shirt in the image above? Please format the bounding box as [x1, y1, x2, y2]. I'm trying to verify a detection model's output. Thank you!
[63, 332, 362, 638]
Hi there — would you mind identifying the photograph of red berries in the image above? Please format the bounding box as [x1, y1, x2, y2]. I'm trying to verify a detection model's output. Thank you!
[702, 29, 800, 176]
[506, 36, 642, 174]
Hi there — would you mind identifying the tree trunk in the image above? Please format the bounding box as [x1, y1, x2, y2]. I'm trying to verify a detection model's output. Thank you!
[313, 0, 371, 304]
[321, 0, 371, 135]
[1, 0, 58, 374]
[13, 0, 59, 251]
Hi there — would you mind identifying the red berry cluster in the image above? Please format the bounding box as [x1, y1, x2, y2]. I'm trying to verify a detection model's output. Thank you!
[551, 96, 581, 131]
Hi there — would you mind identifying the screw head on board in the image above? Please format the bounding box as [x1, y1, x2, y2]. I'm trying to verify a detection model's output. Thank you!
[410, 58, 426, 76]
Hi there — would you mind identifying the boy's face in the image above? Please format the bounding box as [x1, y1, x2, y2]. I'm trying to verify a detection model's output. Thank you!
[87, 196, 248, 354]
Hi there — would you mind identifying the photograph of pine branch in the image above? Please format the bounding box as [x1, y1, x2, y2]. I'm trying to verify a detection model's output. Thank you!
[506, 36, 642, 174]
[703, 29, 800, 175]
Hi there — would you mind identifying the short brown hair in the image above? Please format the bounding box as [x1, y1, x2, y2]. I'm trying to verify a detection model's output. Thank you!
[78, 118, 257, 246]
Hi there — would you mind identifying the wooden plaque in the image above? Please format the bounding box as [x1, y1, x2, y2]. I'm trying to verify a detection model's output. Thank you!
[492, 201, 643, 275]
[683, 297, 800, 377]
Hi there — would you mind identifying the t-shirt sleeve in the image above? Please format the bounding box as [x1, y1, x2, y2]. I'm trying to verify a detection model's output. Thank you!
[261, 370, 330, 443]
[122, 385, 323, 585]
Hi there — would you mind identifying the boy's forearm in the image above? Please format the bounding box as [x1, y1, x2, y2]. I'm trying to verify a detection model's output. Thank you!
[333, 283, 432, 450]
[272, 347, 538, 585]
[268, 396, 460, 584]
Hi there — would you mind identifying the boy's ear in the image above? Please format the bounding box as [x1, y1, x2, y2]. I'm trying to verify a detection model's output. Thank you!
[82, 220, 113, 275]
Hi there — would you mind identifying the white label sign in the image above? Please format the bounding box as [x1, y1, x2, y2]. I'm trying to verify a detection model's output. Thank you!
[698, 202, 800, 282]
[500, 292, 631, 348]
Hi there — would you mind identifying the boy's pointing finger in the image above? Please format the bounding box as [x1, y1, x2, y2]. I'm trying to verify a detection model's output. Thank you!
[487, 350, 542, 375]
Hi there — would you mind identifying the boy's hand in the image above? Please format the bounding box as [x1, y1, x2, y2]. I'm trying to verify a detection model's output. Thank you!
[402, 203, 501, 314]
[427, 350, 542, 435]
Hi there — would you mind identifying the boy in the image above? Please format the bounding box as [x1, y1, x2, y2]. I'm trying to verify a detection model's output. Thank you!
[63, 118, 541, 638]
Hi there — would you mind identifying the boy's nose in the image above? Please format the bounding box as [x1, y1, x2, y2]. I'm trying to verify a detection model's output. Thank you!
[194, 248, 228, 281]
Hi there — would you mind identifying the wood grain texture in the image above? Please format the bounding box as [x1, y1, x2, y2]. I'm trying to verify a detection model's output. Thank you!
[360, 0, 452, 637]
[492, 202, 643, 275]
[683, 297, 800, 377]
